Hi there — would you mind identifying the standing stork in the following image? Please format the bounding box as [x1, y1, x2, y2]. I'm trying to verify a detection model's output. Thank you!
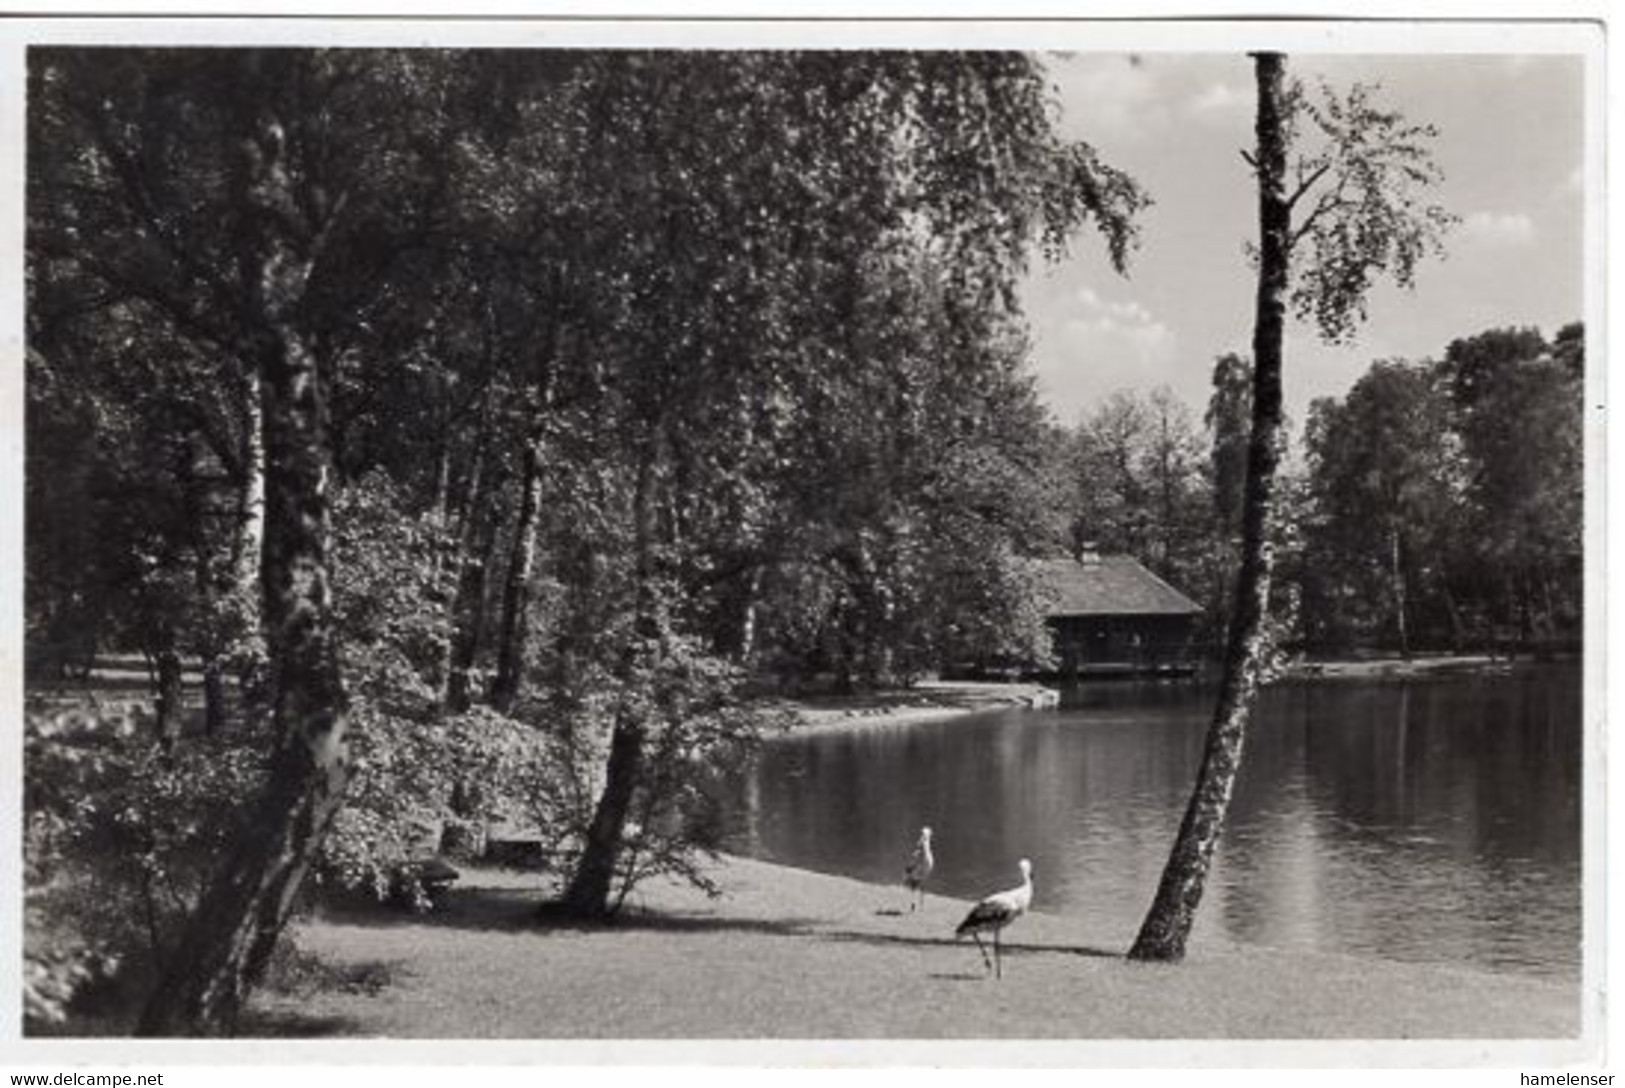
[903, 826, 934, 912]
[954, 858, 1033, 978]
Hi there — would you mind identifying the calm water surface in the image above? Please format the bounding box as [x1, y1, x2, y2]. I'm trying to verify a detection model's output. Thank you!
[729, 667, 1581, 980]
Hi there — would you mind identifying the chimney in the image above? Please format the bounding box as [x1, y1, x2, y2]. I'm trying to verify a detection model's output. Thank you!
[1078, 541, 1101, 566]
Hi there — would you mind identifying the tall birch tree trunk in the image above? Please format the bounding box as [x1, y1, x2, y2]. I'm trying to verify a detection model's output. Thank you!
[487, 432, 542, 712]
[561, 432, 659, 918]
[445, 458, 500, 713]
[235, 367, 266, 608]
[137, 54, 351, 1034]
[444, 325, 504, 712]
[490, 334, 557, 713]
[1129, 52, 1290, 962]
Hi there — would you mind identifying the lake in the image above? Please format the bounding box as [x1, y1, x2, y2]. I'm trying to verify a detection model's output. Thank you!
[728, 666, 1582, 980]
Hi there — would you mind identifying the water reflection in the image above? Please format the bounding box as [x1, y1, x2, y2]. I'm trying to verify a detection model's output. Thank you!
[731, 667, 1581, 980]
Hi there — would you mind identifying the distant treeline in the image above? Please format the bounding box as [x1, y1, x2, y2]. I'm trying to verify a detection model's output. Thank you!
[1055, 323, 1583, 659]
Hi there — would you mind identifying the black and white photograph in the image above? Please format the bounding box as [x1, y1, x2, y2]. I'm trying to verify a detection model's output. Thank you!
[1, 7, 1609, 1070]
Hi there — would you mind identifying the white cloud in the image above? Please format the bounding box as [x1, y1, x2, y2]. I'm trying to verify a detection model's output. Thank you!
[1069, 285, 1160, 327]
[1033, 285, 1176, 422]
[1064, 315, 1172, 347]
[1187, 81, 1249, 121]
[1050, 54, 1169, 141]
[1460, 211, 1537, 248]
[1062, 286, 1170, 343]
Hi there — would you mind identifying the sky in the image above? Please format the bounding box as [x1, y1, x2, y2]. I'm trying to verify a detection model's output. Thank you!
[1020, 52, 1588, 428]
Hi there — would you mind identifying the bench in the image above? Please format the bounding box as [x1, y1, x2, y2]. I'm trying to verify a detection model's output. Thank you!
[392, 856, 461, 910]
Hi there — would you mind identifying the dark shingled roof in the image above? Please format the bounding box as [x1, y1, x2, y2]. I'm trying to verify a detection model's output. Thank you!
[1037, 555, 1202, 617]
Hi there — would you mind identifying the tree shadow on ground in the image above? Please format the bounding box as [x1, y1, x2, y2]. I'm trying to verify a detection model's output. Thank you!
[818, 928, 1120, 961]
[236, 951, 406, 1038]
[568, 910, 826, 938]
[237, 1008, 366, 1038]
[319, 882, 825, 940]
[315, 882, 541, 933]
[315, 882, 1120, 966]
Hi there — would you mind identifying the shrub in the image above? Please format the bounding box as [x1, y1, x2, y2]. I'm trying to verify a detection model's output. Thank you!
[318, 703, 571, 905]
[540, 623, 784, 913]
[23, 706, 271, 1030]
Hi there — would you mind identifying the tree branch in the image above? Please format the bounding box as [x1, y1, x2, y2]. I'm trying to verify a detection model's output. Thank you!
[1285, 161, 1333, 211]
[75, 252, 242, 357]
[1288, 194, 1359, 252]
[305, 188, 353, 268]
[74, 101, 242, 323]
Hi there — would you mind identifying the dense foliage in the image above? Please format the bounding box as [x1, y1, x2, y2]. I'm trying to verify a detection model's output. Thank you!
[1301, 324, 1583, 653]
[1054, 321, 1582, 661]
[25, 46, 1145, 1027]
[23, 43, 1581, 1024]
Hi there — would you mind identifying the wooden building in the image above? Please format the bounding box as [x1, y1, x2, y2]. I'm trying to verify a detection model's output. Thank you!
[1038, 550, 1203, 677]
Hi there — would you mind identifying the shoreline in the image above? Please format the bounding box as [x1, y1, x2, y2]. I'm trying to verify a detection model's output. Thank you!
[769, 655, 1572, 735]
[1283, 653, 1575, 679]
[254, 852, 1581, 1040]
[775, 679, 1058, 734]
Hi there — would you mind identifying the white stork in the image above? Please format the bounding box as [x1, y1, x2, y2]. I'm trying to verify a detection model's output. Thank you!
[954, 858, 1033, 978]
[903, 826, 934, 912]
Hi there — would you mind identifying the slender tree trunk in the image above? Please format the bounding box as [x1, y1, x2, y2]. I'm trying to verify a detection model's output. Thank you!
[153, 641, 185, 748]
[456, 445, 486, 539]
[1539, 568, 1558, 643]
[191, 507, 227, 737]
[434, 438, 476, 659]
[1391, 522, 1410, 659]
[561, 434, 658, 918]
[138, 55, 350, 1034]
[425, 382, 456, 593]
[1441, 581, 1465, 654]
[1517, 567, 1536, 649]
[736, 566, 762, 663]
[445, 478, 500, 713]
[235, 368, 266, 606]
[1129, 52, 1290, 962]
[443, 373, 503, 710]
[488, 432, 542, 712]
[432, 426, 452, 529]
[490, 341, 556, 712]
[561, 702, 646, 917]
[200, 659, 226, 736]
[434, 447, 480, 701]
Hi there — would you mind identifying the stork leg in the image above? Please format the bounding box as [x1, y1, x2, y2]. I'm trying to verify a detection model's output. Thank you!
[970, 931, 991, 971]
[994, 927, 1002, 979]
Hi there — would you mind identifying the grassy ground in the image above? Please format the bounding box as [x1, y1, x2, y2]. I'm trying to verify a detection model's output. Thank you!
[247, 856, 1578, 1040]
